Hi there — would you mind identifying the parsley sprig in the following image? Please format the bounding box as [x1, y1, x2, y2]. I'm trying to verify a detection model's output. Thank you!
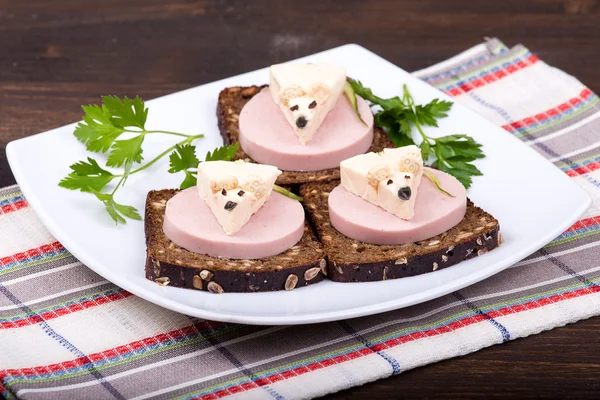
[349, 80, 484, 188]
[60, 95, 301, 225]
[59, 95, 239, 225]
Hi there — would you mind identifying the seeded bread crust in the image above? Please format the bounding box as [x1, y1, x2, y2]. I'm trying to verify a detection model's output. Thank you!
[217, 85, 394, 185]
[145, 190, 326, 293]
[300, 182, 502, 282]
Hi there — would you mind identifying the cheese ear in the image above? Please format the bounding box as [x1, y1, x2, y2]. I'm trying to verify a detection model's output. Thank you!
[281, 85, 305, 106]
[310, 83, 331, 105]
[398, 151, 423, 176]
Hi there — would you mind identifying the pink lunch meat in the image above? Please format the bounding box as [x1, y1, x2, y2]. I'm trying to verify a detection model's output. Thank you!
[163, 188, 305, 259]
[328, 168, 467, 245]
[238, 88, 374, 171]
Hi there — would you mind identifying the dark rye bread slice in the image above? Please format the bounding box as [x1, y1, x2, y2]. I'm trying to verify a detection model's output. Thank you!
[145, 189, 326, 293]
[217, 85, 395, 185]
[300, 182, 502, 282]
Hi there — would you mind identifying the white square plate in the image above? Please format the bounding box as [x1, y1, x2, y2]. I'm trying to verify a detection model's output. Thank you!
[6, 44, 591, 325]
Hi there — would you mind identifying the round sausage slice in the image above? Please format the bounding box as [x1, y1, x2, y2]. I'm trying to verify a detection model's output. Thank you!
[239, 88, 374, 171]
[328, 168, 467, 245]
[163, 188, 305, 259]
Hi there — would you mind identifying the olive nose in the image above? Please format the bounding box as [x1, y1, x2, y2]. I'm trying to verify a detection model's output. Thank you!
[397, 186, 411, 201]
[296, 116, 308, 128]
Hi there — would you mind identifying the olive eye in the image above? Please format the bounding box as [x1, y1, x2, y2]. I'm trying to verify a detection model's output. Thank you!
[237, 190, 245, 196]
[290, 105, 299, 111]
[308, 101, 317, 109]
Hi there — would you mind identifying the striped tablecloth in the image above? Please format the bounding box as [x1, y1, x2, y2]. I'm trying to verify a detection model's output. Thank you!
[1, 38, 600, 399]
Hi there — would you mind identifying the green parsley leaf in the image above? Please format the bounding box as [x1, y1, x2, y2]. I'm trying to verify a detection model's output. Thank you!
[205, 142, 240, 162]
[168, 144, 200, 173]
[415, 99, 453, 127]
[167, 143, 238, 190]
[434, 142, 483, 189]
[69, 157, 113, 176]
[74, 105, 125, 153]
[374, 109, 415, 147]
[180, 171, 197, 189]
[113, 202, 142, 221]
[89, 187, 141, 225]
[102, 95, 148, 130]
[62, 95, 206, 225]
[59, 157, 116, 192]
[59, 174, 115, 193]
[168, 144, 200, 189]
[107, 134, 145, 169]
[420, 140, 431, 162]
[349, 80, 485, 189]
[349, 79, 405, 110]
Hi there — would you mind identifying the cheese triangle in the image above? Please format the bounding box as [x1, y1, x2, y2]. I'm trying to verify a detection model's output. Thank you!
[269, 63, 346, 144]
[196, 161, 281, 235]
[340, 146, 424, 220]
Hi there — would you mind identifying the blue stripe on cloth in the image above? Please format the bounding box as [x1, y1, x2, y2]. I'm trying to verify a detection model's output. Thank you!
[559, 155, 600, 173]
[555, 223, 600, 241]
[0, 288, 124, 324]
[186, 317, 284, 400]
[441, 52, 533, 92]
[538, 248, 600, 290]
[0, 282, 126, 400]
[8, 275, 595, 387]
[338, 320, 402, 375]
[447, 72, 600, 191]
[0, 247, 69, 272]
[0, 196, 25, 207]
[462, 87, 514, 124]
[452, 292, 511, 342]
[510, 94, 599, 135]
[534, 141, 600, 190]
[422, 52, 496, 83]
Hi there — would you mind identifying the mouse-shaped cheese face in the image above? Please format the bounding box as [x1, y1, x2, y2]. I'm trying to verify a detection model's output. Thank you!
[281, 83, 330, 131]
[197, 161, 281, 235]
[340, 146, 424, 220]
[270, 63, 346, 145]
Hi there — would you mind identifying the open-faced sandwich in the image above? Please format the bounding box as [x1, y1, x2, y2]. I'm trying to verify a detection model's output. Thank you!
[145, 160, 326, 293]
[143, 62, 502, 292]
[218, 63, 394, 185]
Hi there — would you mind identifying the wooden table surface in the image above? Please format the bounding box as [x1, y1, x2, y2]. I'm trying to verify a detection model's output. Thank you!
[1, 0, 600, 398]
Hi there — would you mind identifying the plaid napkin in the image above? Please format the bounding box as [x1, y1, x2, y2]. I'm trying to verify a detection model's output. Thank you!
[2, 38, 600, 400]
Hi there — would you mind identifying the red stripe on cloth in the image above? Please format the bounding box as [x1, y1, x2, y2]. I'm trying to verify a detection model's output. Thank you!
[190, 288, 600, 398]
[565, 160, 600, 177]
[2, 277, 598, 395]
[214, 288, 600, 398]
[0, 199, 28, 216]
[446, 54, 540, 97]
[502, 88, 594, 133]
[0, 320, 223, 383]
[0, 291, 134, 330]
[190, 286, 600, 399]
[0, 241, 65, 267]
[564, 217, 600, 233]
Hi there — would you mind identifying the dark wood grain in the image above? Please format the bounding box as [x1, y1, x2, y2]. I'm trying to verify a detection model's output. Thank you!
[1, 0, 599, 398]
